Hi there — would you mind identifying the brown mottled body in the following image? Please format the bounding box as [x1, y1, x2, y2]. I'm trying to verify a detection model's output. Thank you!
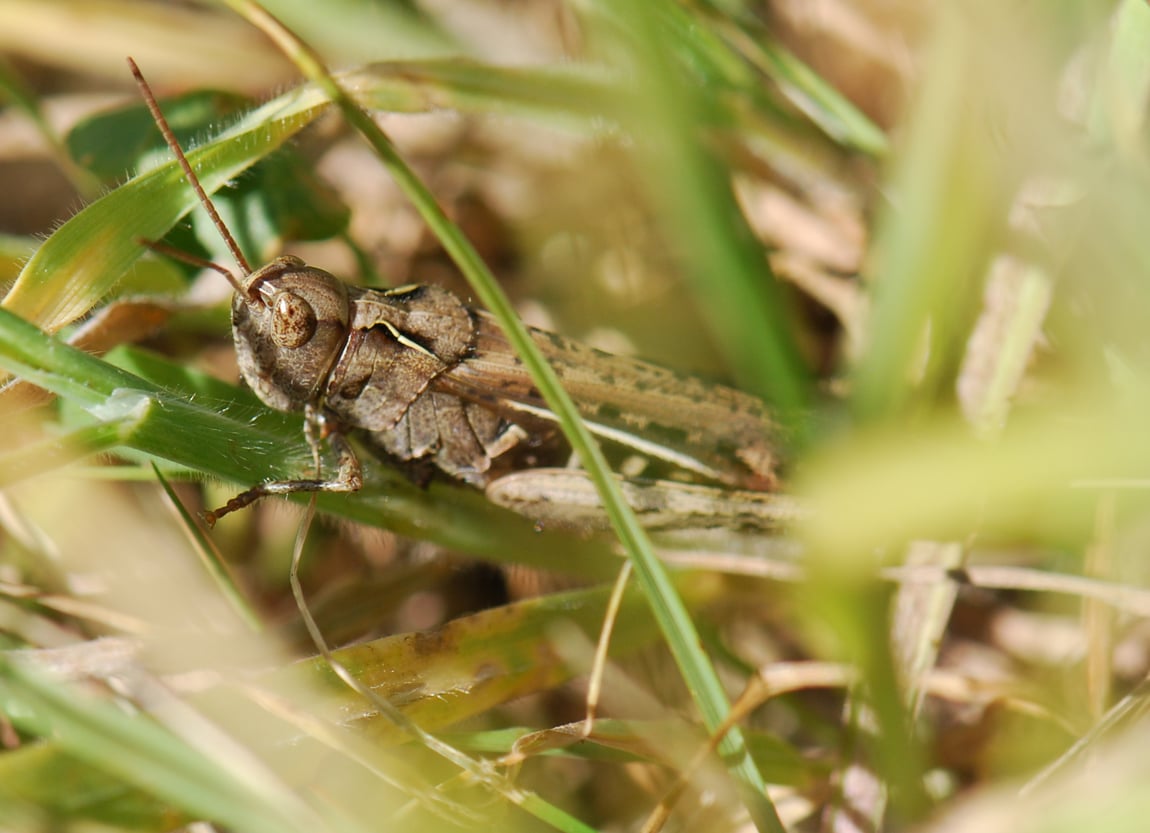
[230, 256, 778, 499]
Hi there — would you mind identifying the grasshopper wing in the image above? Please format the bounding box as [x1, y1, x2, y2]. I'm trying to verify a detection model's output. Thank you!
[437, 312, 780, 489]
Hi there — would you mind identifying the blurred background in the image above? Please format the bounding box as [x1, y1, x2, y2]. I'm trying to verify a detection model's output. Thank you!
[2, 2, 1150, 832]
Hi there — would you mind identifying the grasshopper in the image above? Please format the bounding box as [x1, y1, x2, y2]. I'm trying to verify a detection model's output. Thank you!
[128, 60, 785, 528]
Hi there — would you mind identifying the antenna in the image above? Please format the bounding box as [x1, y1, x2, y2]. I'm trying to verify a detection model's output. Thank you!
[127, 57, 252, 291]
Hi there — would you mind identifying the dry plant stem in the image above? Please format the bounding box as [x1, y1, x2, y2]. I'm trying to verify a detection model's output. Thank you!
[1083, 492, 1116, 719]
[892, 541, 964, 718]
[501, 561, 634, 768]
[956, 256, 1052, 436]
[493, 560, 631, 769]
[656, 548, 1150, 618]
[584, 561, 632, 735]
[641, 781, 683, 833]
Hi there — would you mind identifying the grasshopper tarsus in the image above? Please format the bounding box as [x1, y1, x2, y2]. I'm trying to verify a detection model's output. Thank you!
[203, 467, 364, 526]
[201, 479, 320, 527]
[204, 428, 363, 526]
[203, 484, 277, 526]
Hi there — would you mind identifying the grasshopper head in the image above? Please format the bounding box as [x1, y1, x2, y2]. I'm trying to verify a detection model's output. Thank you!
[126, 61, 352, 419]
[232, 256, 350, 412]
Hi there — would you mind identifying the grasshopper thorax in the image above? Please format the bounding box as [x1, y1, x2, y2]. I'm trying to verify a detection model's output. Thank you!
[232, 255, 351, 412]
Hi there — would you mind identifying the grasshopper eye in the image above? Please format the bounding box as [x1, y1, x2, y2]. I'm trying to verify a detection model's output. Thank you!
[271, 292, 317, 348]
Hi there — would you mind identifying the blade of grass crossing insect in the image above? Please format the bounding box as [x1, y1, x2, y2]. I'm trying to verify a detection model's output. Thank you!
[219, 2, 782, 830]
[587, 2, 798, 828]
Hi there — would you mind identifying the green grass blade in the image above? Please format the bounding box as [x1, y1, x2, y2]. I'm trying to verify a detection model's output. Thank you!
[0, 420, 136, 486]
[345, 59, 622, 127]
[680, 3, 888, 155]
[849, 8, 1045, 420]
